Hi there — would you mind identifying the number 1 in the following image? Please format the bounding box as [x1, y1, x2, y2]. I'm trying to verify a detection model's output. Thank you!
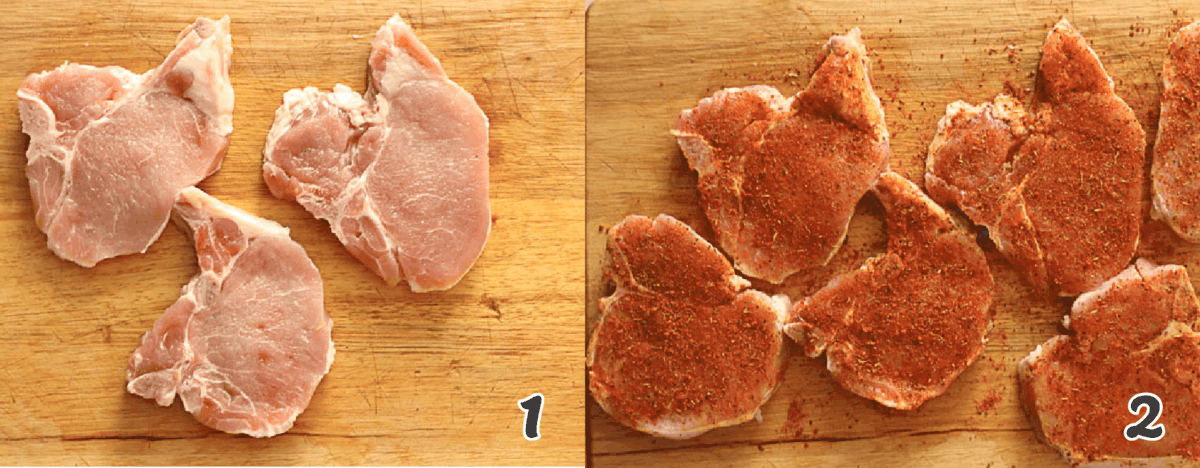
[519, 393, 544, 441]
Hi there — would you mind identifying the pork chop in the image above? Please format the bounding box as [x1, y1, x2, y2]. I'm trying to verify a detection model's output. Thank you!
[672, 28, 890, 284]
[1152, 21, 1200, 242]
[263, 14, 489, 292]
[127, 188, 333, 438]
[925, 19, 1144, 296]
[18, 16, 233, 267]
[587, 214, 789, 439]
[785, 172, 994, 409]
[1019, 259, 1200, 466]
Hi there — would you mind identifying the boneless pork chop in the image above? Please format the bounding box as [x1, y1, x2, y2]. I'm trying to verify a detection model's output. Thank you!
[785, 173, 994, 409]
[127, 188, 333, 438]
[18, 16, 233, 267]
[1020, 259, 1200, 466]
[926, 19, 1144, 296]
[263, 15, 489, 292]
[588, 214, 789, 439]
[1152, 21, 1200, 242]
[673, 28, 890, 284]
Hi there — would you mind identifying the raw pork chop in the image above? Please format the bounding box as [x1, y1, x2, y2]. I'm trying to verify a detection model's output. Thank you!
[1019, 259, 1200, 466]
[127, 188, 333, 438]
[926, 19, 1144, 296]
[1152, 21, 1200, 242]
[18, 16, 233, 267]
[263, 14, 489, 292]
[785, 172, 993, 409]
[588, 214, 789, 439]
[673, 28, 890, 284]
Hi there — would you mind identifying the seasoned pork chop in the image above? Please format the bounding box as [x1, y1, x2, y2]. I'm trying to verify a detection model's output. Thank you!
[1019, 259, 1200, 466]
[127, 188, 333, 438]
[263, 14, 489, 292]
[588, 214, 789, 439]
[18, 16, 233, 267]
[926, 19, 1144, 296]
[1152, 21, 1200, 242]
[785, 173, 993, 409]
[673, 28, 890, 283]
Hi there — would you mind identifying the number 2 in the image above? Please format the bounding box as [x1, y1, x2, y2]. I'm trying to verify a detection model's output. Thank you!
[519, 393, 544, 441]
[1124, 392, 1165, 442]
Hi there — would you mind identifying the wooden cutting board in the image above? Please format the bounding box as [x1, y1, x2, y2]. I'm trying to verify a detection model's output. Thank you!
[0, 0, 583, 465]
[586, 0, 1199, 465]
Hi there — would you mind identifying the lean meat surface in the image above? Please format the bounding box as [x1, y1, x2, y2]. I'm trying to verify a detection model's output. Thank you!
[18, 16, 233, 267]
[127, 188, 333, 438]
[263, 15, 489, 292]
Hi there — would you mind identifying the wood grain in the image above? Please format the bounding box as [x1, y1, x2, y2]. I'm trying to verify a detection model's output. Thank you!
[0, 0, 584, 465]
[585, 0, 1200, 465]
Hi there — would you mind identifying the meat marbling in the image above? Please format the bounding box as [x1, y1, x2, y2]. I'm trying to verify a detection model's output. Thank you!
[263, 14, 489, 292]
[18, 16, 233, 267]
[127, 188, 333, 438]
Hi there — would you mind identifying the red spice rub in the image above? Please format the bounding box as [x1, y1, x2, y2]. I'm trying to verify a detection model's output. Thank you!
[1019, 259, 1200, 466]
[925, 19, 1144, 296]
[785, 172, 994, 409]
[976, 390, 1002, 415]
[587, 214, 789, 439]
[782, 396, 807, 437]
[673, 28, 890, 284]
[1153, 21, 1200, 242]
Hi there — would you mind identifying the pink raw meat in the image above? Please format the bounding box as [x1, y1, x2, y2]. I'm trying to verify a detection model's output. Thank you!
[263, 14, 490, 292]
[18, 16, 233, 267]
[127, 188, 333, 438]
